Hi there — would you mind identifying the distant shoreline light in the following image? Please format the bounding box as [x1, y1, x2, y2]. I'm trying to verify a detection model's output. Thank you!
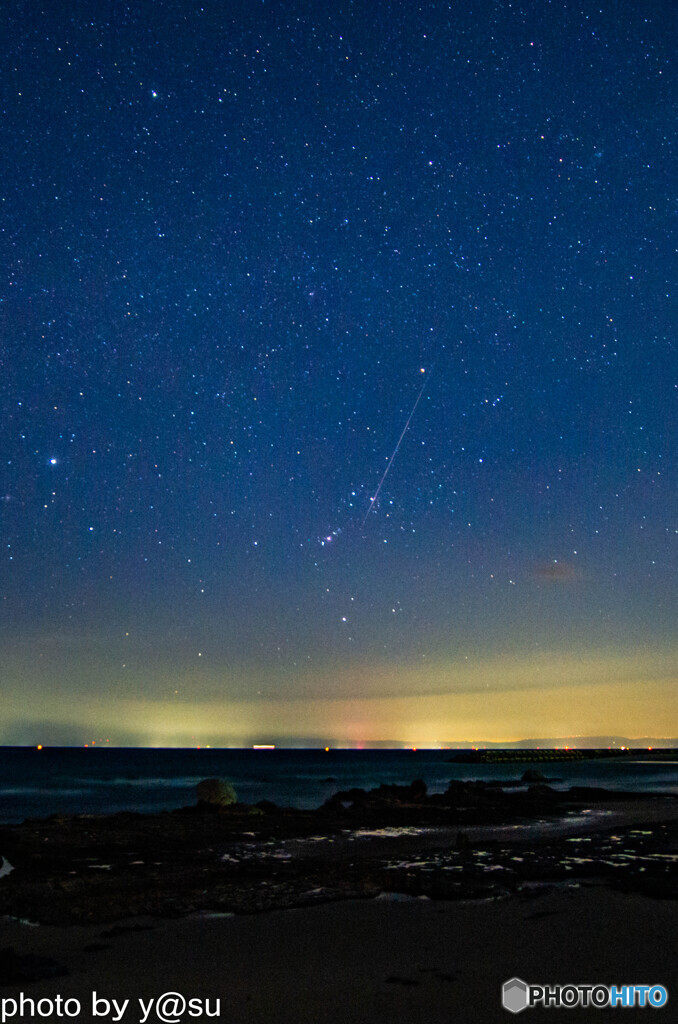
[252, 744, 276, 749]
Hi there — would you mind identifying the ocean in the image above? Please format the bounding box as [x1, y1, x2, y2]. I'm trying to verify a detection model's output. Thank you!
[1, 746, 678, 824]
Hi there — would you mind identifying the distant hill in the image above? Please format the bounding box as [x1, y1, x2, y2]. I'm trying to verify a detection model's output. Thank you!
[460, 736, 678, 749]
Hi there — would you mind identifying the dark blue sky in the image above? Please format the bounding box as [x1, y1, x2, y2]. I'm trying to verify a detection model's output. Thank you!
[1, 0, 676, 746]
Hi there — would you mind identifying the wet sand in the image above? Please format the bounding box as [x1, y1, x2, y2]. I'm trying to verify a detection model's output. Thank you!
[2, 886, 676, 1022]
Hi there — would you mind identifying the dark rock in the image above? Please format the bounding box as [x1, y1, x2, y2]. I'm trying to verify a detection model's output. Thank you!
[324, 787, 368, 808]
[409, 778, 427, 800]
[196, 778, 237, 807]
[255, 800, 278, 813]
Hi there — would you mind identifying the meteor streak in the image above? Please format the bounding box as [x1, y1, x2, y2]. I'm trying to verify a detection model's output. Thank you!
[362, 368, 432, 527]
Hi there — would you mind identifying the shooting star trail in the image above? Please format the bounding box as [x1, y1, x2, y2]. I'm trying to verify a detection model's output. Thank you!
[362, 367, 433, 528]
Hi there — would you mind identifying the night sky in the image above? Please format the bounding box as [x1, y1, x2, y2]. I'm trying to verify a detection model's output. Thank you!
[1, 0, 676, 747]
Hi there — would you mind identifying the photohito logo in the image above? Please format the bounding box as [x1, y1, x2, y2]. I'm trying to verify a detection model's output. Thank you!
[502, 978, 668, 1012]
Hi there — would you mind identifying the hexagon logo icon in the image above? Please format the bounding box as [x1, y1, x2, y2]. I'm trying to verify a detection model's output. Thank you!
[503, 977, 529, 1013]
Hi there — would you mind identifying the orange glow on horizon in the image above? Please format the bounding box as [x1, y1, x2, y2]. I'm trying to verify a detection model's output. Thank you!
[4, 645, 678, 747]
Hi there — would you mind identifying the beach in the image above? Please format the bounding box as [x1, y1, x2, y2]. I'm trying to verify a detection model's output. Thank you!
[2, 888, 676, 1022]
[2, 779, 678, 1021]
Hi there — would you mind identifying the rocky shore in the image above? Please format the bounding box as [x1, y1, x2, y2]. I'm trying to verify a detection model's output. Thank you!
[2, 778, 678, 926]
[2, 779, 678, 1020]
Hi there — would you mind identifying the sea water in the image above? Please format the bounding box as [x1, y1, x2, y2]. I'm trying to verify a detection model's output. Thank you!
[1, 746, 678, 824]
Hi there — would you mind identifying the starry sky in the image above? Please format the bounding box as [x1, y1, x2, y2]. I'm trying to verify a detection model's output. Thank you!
[1, 0, 676, 747]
